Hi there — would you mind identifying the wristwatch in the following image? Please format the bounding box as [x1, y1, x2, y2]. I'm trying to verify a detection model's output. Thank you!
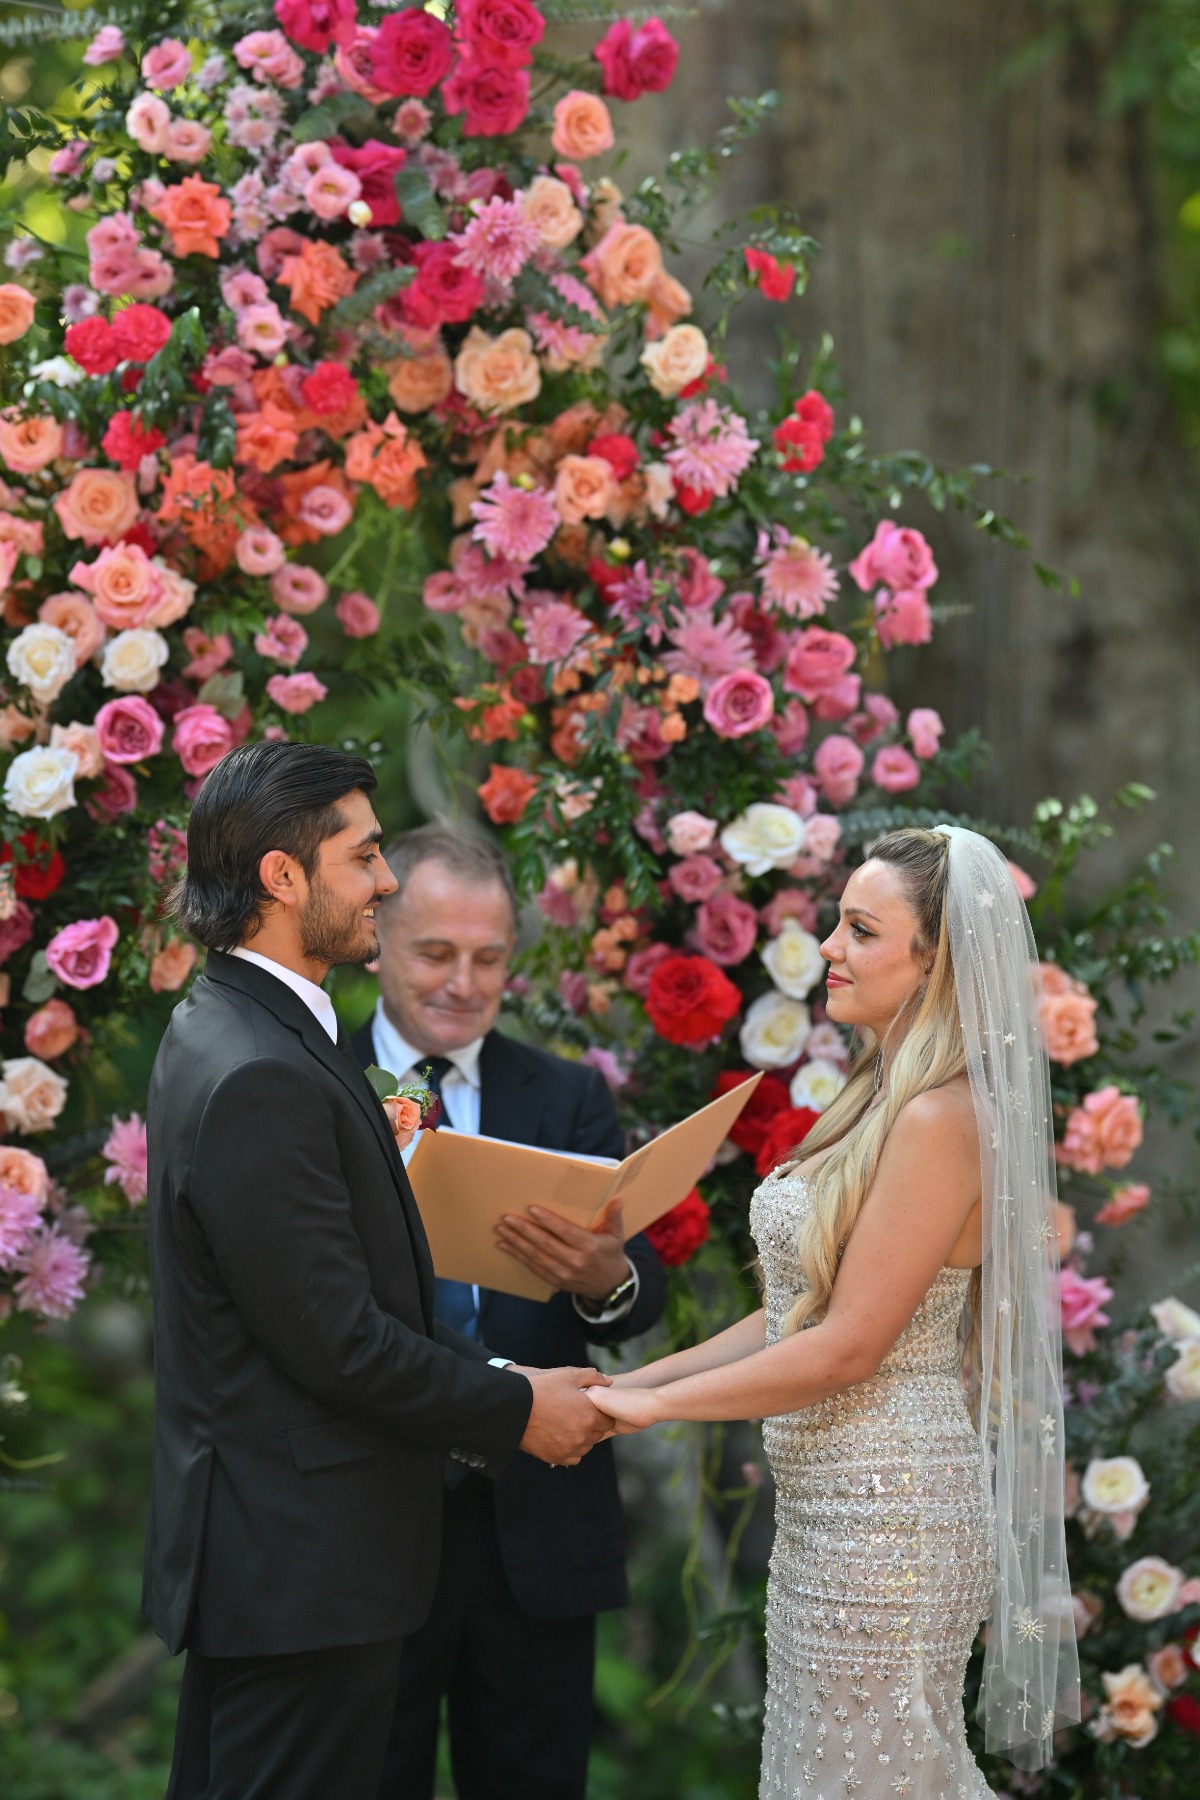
[578, 1261, 638, 1318]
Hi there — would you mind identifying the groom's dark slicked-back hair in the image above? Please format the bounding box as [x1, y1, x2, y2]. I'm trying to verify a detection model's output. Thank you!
[171, 741, 377, 953]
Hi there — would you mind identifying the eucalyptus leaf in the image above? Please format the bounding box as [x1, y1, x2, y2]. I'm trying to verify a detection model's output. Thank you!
[22, 950, 57, 1006]
[364, 1063, 400, 1101]
[198, 670, 246, 720]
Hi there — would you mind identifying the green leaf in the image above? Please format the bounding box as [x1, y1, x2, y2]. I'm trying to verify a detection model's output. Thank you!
[394, 164, 448, 241]
[364, 1063, 400, 1101]
[292, 90, 374, 145]
[22, 950, 57, 1006]
[197, 671, 246, 720]
[328, 265, 416, 329]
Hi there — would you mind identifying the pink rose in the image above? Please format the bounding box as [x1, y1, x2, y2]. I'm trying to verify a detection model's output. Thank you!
[1007, 860, 1038, 900]
[875, 587, 933, 649]
[693, 891, 758, 967]
[172, 703, 234, 777]
[83, 25, 126, 64]
[770, 699, 809, 756]
[273, 0, 357, 55]
[667, 855, 723, 904]
[94, 695, 165, 764]
[803, 814, 842, 862]
[86, 763, 138, 821]
[148, 939, 198, 993]
[594, 17, 680, 101]
[24, 998, 79, 1060]
[551, 90, 615, 160]
[782, 626, 856, 704]
[703, 668, 774, 739]
[141, 39, 193, 91]
[266, 672, 328, 714]
[335, 591, 380, 637]
[849, 519, 938, 592]
[1058, 1266, 1114, 1355]
[1057, 1086, 1143, 1176]
[269, 563, 328, 615]
[760, 888, 817, 936]
[45, 915, 120, 990]
[623, 942, 672, 997]
[0, 901, 34, 966]
[1094, 1183, 1151, 1227]
[165, 120, 213, 166]
[775, 775, 818, 819]
[812, 733, 864, 807]
[907, 707, 944, 759]
[665, 810, 716, 857]
[1044, 987, 1099, 1066]
[871, 745, 921, 794]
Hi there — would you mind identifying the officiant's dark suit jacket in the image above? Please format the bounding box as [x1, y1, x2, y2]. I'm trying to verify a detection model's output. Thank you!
[142, 952, 533, 1660]
[352, 1021, 668, 1618]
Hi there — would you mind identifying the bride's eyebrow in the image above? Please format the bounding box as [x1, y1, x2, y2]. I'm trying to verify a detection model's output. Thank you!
[842, 905, 881, 922]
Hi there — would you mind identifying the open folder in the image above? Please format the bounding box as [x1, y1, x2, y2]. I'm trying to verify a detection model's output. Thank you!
[406, 1072, 763, 1300]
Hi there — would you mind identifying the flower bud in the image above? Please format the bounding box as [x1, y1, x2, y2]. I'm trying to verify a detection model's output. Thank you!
[347, 200, 373, 227]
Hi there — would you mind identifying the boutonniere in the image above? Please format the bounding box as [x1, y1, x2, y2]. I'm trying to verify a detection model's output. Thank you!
[364, 1065, 442, 1152]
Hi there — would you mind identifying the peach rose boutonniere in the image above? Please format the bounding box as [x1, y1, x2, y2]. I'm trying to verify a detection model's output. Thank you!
[365, 1063, 441, 1153]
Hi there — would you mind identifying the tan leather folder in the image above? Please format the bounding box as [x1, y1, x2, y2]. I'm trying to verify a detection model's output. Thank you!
[405, 1072, 763, 1300]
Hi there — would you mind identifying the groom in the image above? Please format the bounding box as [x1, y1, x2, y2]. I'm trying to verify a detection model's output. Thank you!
[142, 742, 611, 1799]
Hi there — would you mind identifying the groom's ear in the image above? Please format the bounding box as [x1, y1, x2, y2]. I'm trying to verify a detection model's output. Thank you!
[258, 848, 304, 910]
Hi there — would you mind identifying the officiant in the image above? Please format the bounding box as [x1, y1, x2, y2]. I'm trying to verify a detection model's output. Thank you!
[355, 823, 667, 1800]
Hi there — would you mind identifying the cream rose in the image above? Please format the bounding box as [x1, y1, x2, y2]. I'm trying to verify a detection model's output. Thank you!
[739, 989, 811, 1070]
[721, 803, 807, 877]
[454, 326, 541, 415]
[761, 918, 825, 1000]
[1116, 1556, 1184, 1622]
[1165, 1340, 1200, 1401]
[6, 623, 77, 706]
[0, 1055, 69, 1134]
[1081, 1455, 1150, 1518]
[640, 323, 709, 397]
[1150, 1296, 1200, 1343]
[521, 175, 583, 249]
[789, 1058, 846, 1114]
[3, 745, 79, 820]
[100, 628, 170, 693]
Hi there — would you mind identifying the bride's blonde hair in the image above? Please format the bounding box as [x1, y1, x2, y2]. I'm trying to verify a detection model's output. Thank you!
[783, 827, 975, 1338]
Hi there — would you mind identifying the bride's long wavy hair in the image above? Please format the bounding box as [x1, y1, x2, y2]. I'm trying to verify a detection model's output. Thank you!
[782, 828, 980, 1349]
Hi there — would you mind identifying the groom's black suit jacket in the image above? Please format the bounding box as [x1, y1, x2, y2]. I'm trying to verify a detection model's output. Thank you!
[353, 1020, 668, 1619]
[141, 952, 533, 1659]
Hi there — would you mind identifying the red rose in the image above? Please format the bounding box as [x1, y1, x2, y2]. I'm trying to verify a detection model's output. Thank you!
[645, 953, 741, 1047]
[300, 361, 359, 416]
[713, 1070, 791, 1155]
[441, 57, 530, 137]
[456, 0, 545, 70]
[744, 246, 795, 303]
[594, 18, 680, 102]
[402, 241, 486, 328]
[65, 316, 121, 376]
[110, 303, 172, 364]
[675, 484, 713, 517]
[1168, 1694, 1200, 1737]
[102, 410, 166, 472]
[274, 0, 356, 55]
[587, 432, 639, 481]
[329, 140, 407, 228]
[477, 762, 537, 824]
[679, 356, 727, 400]
[645, 1188, 710, 1266]
[773, 414, 825, 475]
[3, 834, 65, 902]
[370, 9, 454, 96]
[754, 1106, 821, 1178]
[794, 390, 835, 440]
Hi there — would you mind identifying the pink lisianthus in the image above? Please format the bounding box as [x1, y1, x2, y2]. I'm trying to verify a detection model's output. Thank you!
[234, 30, 306, 88]
[172, 704, 235, 777]
[141, 39, 193, 90]
[181, 628, 233, 683]
[13, 1227, 90, 1320]
[45, 915, 120, 990]
[266, 672, 328, 714]
[94, 696, 165, 764]
[703, 668, 774, 738]
[812, 733, 864, 807]
[296, 486, 353, 538]
[875, 587, 933, 649]
[102, 1112, 149, 1205]
[236, 527, 286, 577]
[623, 942, 673, 997]
[471, 473, 558, 563]
[907, 707, 944, 759]
[254, 613, 309, 667]
[1057, 1086, 1143, 1176]
[335, 591, 380, 637]
[871, 745, 921, 794]
[269, 564, 328, 615]
[84, 25, 126, 65]
[692, 891, 759, 967]
[667, 855, 723, 904]
[1058, 1266, 1114, 1355]
[1095, 1183, 1151, 1227]
[850, 520, 938, 593]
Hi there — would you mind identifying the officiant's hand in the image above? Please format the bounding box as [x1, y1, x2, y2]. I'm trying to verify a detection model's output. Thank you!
[517, 1365, 615, 1466]
[495, 1197, 629, 1301]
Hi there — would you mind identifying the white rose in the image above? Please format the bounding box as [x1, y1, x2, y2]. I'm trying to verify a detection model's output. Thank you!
[721, 803, 807, 877]
[1165, 1340, 1200, 1401]
[1081, 1455, 1150, 1518]
[1150, 1297, 1200, 1344]
[643, 460, 674, 520]
[1116, 1556, 1184, 1622]
[100, 628, 169, 693]
[3, 745, 78, 820]
[6, 623, 77, 705]
[639, 323, 709, 397]
[29, 355, 84, 389]
[761, 918, 826, 1000]
[740, 989, 811, 1069]
[0, 1055, 68, 1133]
[789, 1058, 846, 1114]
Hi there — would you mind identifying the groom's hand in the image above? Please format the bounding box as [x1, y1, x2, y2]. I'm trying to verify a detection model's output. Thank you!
[517, 1365, 615, 1466]
[495, 1198, 629, 1301]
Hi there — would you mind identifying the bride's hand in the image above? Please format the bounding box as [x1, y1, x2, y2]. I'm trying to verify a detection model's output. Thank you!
[583, 1383, 663, 1432]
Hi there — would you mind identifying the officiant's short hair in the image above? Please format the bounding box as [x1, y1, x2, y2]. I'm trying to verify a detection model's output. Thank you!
[171, 741, 378, 951]
[382, 822, 517, 927]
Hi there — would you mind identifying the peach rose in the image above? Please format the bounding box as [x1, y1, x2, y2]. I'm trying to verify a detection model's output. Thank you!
[39, 593, 105, 667]
[0, 1054, 69, 1134]
[640, 323, 708, 396]
[1093, 1664, 1163, 1748]
[646, 268, 693, 336]
[148, 176, 232, 259]
[0, 1143, 50, 1203]
[149, 938, 198, 993]
[386, 346, 453, 413]
[454, 326, 541, 415]
[0, 706, 36, 752]
[582, 222, 663, 309]
[1054, 1201, 1076, 1258]
[521, 175, 583, 248]
[53, 468, 140, 546]
[0, 412, 64, 475]
[74, 544, 160, 629]
[551, 90, 614, 160]
[1147, 1643, 1189, 1693]
[1044, 988, 1099, 1065]
[1057, 1085, 1143, 1176]
[144, 559, 196, 628]
[23, 998, 79, 1060]
[278, 240, 357, 326]
[0, 284, 36, 345]
[382, 1093, 423, 1153]
[553, 453, 617, 525]
[1094, 1182, 1151, 1227]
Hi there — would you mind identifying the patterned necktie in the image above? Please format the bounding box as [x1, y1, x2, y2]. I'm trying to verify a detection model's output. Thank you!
[426, 1057, 478, 1342]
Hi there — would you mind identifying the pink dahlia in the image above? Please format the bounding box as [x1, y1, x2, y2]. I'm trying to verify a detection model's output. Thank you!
[664, 401, 759, 500]
[756, 528, 839, 619]
[102, 1112, 149, 1206]
[521, 599, 592, 666]
[470, 473, 558, 564]
[0, 1184, 43, 1268]
[13, 1227, 91, 1320]
[661, 609, 755, 691]
[450, 197, 542, 284]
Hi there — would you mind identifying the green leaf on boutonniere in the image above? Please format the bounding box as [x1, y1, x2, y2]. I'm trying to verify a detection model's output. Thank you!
[364, 1064, 400, 1102]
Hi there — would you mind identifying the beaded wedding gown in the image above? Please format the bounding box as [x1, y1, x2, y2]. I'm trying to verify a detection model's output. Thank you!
[751, 1166, 995, 1800]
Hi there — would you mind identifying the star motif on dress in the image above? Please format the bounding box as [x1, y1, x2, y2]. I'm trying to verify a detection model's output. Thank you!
[840, 1771, 862, 1792]
[816, 1679, 832, 1701]
[850, 1681, 869, 1706]
[891, 1776, 913, 1795]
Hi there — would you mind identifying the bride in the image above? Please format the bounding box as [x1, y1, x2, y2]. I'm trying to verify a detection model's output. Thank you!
[588, 825, 1080, 1796]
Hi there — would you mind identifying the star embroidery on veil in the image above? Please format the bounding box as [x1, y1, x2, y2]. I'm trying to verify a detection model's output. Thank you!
[1014, 1608, 1046, 1643]
[1041, 1708, 1056, 1742]
[1039, 1414, 1057, 1452]
[977, 890, 995, 908]
[1004, 1032, 1016, 1046]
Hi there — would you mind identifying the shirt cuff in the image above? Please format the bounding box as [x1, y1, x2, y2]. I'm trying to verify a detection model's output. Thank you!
[488, 1356, 515, 1369]
[572, 1260, 639, 1326]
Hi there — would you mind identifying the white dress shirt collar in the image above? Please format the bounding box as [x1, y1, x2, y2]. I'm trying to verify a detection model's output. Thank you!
[230, 946, 339, 1044]
[370, 999, 483, 1090]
